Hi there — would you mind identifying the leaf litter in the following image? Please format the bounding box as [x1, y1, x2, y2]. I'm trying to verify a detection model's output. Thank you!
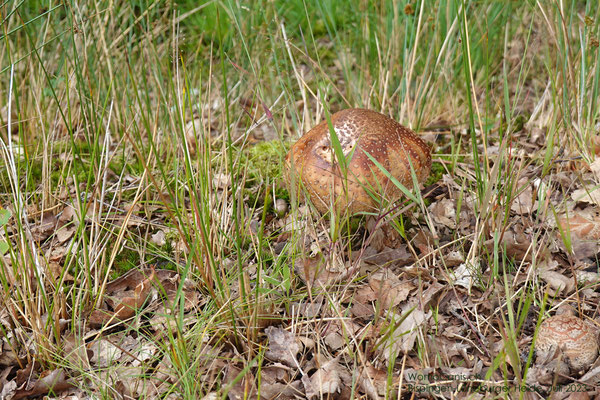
[4, 149, 600, 399]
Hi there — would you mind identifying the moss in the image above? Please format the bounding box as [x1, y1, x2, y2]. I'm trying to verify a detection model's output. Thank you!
[111, 247, 140, 279]
[513, 114, 528, 133]
[109, 153, 145, 177]
[245, 141, 288, 182]
[241, 141, 291, 209]
[425, 160, 444, 186]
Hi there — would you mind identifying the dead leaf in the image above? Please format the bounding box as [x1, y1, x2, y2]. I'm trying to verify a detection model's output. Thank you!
[13, 369, 74, 400]
[361, 245, 414, 267]
[377, 306, 429, 363]
[324, 331, 345, 351]
[294, 255, 357, 287]
[89, 339, 122, 368]
[575, 270, 600, 286]
[61, 334, 92, 370]
[151, 230, 166, 246]
[0, 338, 19, 368]
[539, 269, 573, 294]
[511, 178, 535, 215]
[412, 230, 435, 255]
[49, 261, 74, 281]
[0, 366, 13, 395]
[571, 187, 600, 206]
[264, 326, 301, 367]
[443, 250, 464, 267]
[30, 211, 57, 242]
[556, 213, 600, 259]
[451, 261, 480, 290]
[557, 214, 600, 240]
[368, 270, 413, 309]
[303, 358, 342, 398]
[213, 172, 231, 189]
[88, 267, 156, 327]
[359, 364, 399, 399]
[418, 281, 446, 309]
[223, 364, 256, 400]
[351, 301, 374, 319]
[430, 198, 457, 228]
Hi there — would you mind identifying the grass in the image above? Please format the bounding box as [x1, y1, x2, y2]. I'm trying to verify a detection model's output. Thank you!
[1, 0, 599, 398]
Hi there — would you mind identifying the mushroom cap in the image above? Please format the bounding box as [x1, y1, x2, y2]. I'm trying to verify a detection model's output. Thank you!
[285, 108, 431, 214]
[535, 314, 599, 371]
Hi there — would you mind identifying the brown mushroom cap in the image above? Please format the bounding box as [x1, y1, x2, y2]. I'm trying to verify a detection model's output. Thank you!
[535, 314, 599, 371]
[285, 108, 431, 214]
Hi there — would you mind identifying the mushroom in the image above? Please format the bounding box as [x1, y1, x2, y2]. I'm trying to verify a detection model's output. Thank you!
[285, 108, 431, 214]
[535, 313, 599, 372]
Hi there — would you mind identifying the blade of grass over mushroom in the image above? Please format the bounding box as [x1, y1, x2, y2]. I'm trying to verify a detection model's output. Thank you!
[363, 151, 419, 205]
[322, 96, 350, 176]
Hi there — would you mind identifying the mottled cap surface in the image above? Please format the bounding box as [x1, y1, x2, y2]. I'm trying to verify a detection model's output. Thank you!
[285, 108, 432, 214]
[535, 314, 599, 371]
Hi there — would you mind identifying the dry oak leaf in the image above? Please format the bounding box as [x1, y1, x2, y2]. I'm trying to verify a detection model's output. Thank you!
[367, 270, 414, 309]
[359, 363, 400, 399]
[571, 187, 600, 205]
[12, 369, 74, 400]
[429, 198, 457, 228]
[259, 364, 304, 399]
[557, 214, 600, 240]
[302, 358, 342, 399]
[510, 177, 535, 215]
[264, 326, 301, 367]
[360, 244, 414, 267]
[377, 306, 430, 364]
[30, 211, 57, 242]
[223, 364, 257, 400]
[540, 269, 574, 294]
[294, 254, 357, 287]
[88, 268, 156, 327]
[451, 260, 480, 290]
[556, 213, 600, 260]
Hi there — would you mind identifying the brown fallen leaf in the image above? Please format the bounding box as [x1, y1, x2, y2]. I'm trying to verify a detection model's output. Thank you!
[539, 269, 573, 294]
[30, 211, 57, 242]
[61, 334, 92, 370]
[558, 213, 600, 240]
[13, 368, 74, 400]
[55, 205, 77, 243]
[367, 270, 414, 310]
[259, 364, 303, 399]
[0, 337, 19, 368]
[88, 267, 156, 327]
[324, 331, 345, 351]
[223, 364, 257, 400]
[411, 229, 435, 256]
[418, 280, 446, 310]
[571, 187, 600, 206]
[556, 212, 600, 260]
[89, 339, 123, 368]
[264, 326, 301, 367]
[430, 198, 457, 228]
[360, 245, 414, 268]
[0, 366, 13, 395]
[376, 306, 430, 363]
[510, 177, 535, 215]
[294, 254, 357, 287]
[359, 363, 399, 399]
[307, 358, 342, 398]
